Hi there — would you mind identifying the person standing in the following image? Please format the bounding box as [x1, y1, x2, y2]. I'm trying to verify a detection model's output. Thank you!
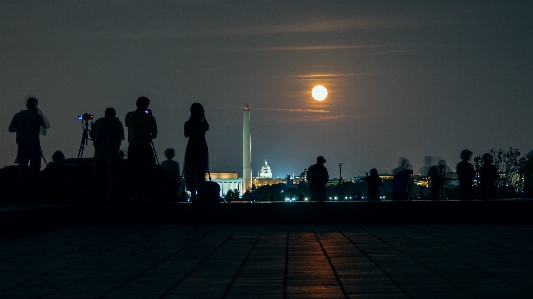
[90, 108, 124, 202]
[392, 165, 413, 200]
[8, 97, 50, 190]
[161, 148, 181, 199]
[457, 149, 475, 200]
[307, 156, 329, 201]
[125, 97, 158, 200]
[427, 160, 446, 200]
[184, 103, 209, 201]
[520, 150, 533, 198]
[362, 168, 383, 201]
[479, 153, 499, 199]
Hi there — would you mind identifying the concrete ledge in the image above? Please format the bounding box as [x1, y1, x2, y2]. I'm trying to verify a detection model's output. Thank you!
[106, 200, 533, 225]
[1, 200, 532, 239]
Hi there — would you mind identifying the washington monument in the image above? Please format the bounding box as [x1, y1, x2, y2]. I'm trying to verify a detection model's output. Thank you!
[243, 103, 252, 192]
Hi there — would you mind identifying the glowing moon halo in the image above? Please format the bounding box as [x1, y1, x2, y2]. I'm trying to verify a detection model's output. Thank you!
[312, 85, 328, 101]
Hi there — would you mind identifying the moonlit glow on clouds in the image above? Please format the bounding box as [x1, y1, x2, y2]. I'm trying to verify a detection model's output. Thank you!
[1, 1, 532, 178]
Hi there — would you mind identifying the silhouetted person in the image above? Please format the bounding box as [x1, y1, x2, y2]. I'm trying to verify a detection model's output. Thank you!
[307, 156, 329, 201]
[8, 97, 51, 190]
[43, 150, 67, 200]
[419, 156, 433, 176]
[90, 108, 124, 202]
[428, 160, 446, 200]
[44, 150, 66, 176]
[521, 150, 533, 198]
[184, 103, 209, 201]
[457, 149, 475, 200]
[362, 168, 383, 201]
[392, 157, 409, 176]
[392, 165, 412, 200]
[125, 97, 157, 200]
[479, 153, 499, 199]
[161, 148, 181, 198]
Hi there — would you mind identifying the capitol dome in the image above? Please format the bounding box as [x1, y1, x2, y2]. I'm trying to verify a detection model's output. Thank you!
[259, 160, 272, 178]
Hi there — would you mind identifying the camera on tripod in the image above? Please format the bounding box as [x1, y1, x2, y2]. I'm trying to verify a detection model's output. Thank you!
[76, 113, 93, 159]
[78, 113, 93, 121]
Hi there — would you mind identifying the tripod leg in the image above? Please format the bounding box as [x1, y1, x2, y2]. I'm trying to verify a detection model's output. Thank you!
[41, 151, 48, 167]
[150, 140, 159, 165]
[78, 142, 84, 159]
[342, 181, 349, 201]
[78, 129, 88, 159]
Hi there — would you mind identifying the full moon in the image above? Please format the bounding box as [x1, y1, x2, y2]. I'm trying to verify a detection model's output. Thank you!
[312, 85, 328, 101]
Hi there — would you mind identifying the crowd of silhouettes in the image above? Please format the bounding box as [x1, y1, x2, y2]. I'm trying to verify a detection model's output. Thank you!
[7, 97, 210, 203]
[7, 97, 533, 203]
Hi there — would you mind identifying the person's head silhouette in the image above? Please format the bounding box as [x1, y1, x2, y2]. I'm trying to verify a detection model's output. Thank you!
[52, 150, 65, 162]
[164, 148, 175, 160]
[190, 103, 205, 120]
[482, 153, 493, 164]
[26, 97, 38, 111]
[105, 107, 116, 117]
[136, 97, 150, 110]
[460, 149, 473, 161]
[317, 156, 326, 165]
[399, 157, 408, 167]
[370, 168, 378, 176]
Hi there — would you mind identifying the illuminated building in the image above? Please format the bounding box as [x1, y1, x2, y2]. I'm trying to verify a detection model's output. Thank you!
[206, 172, 242, 197]
[258, 160, 272, 178]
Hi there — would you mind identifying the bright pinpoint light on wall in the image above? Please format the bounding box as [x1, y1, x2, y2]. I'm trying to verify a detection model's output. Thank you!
[312, 85, 328, 101]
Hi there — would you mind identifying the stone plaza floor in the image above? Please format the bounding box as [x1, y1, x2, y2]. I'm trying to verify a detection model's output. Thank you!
[1, 224, 533, 299]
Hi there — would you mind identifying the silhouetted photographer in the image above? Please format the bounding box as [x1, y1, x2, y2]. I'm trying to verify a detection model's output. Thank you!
[8, 97, 51, 191]
[90, 108, 124, 202]
[307, 156, 329, 201]
[125, 97, 158, 201]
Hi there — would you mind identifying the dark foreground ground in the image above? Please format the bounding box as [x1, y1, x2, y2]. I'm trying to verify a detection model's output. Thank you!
[1, 201, 533, 299]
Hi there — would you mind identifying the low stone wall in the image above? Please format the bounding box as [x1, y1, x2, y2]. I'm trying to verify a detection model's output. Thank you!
[1, 200, 532, 239]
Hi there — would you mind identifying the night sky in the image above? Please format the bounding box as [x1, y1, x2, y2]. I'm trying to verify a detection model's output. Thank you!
[1, 1, 532, 178]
